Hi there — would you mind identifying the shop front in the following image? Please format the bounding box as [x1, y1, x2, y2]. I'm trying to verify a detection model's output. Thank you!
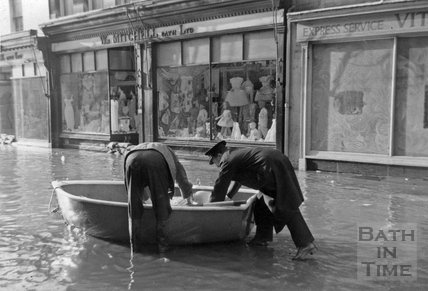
[288, 1, 428, 175]
[41, 0, 287, 153]
[151, 11, 285, 152]
[0, 30, 49, 144]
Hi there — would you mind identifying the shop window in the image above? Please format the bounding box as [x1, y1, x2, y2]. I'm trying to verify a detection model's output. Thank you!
[157, 42, 181, 67]
[394, 37, 428, 157]
[212, 34, 243, 63]
[183, 38, 209, 65]
[157, 66, 210, 139]
[83, 52, 95, 72]
[310, 39, 393, 154]
[244, 31, 276, 60]
[211, 61, 276, 142]
[108, 47, 137, 134]
[71, 53, 83, 73]
[60, 72, 109, 134]
[155, 33, 277, 143]
[95, 50, 108, 70]
[109, 47, 134, 70]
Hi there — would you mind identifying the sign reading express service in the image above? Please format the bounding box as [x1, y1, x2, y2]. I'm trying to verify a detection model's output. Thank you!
[296, 11, 428, 42]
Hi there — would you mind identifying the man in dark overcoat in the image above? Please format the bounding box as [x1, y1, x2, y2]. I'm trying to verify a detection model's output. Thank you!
[124, 142, 195, 254]
[206, 141, 317, 260]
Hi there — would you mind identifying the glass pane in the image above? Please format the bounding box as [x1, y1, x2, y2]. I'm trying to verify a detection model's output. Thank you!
[395, 37, 428, 157]
[311, 39, 393, 154]
[60, 72, 109, 133]
[244, 31, 276, 60]
[212, 34, 243, 63]
[71, 53, 82, 72]
[183, 38, 209, 65]
[95, 50, 108, 70]
[157, 42, 181, 67]
[60, 55, 71, 73]
[108, 47, 134, 70]
[110, 81, 137, 133]
[211, 61, 276, 142]
[156, 65, 210, 140]
[83, 51, 95, 71]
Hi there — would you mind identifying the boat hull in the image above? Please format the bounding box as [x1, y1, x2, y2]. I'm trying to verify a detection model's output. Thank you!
[51, 180, 257, 245]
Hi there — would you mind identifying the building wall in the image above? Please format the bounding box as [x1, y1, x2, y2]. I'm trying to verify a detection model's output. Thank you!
[23, 0, 50, 35]
[0, 1, 11, 35]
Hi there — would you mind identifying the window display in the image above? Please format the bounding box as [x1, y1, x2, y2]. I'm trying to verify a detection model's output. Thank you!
[155, 30, 277, 143]
[310, 39, 393, 154]
[60, 71, 109, 133]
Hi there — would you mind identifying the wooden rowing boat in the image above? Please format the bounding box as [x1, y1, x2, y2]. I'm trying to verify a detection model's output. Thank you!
[51, 180, 257, 245]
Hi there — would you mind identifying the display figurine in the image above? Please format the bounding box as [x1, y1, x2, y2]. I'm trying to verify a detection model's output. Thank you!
[248, 121, 261, 141]
[64, 95, 75, 131]
[216, 101, 234, 138]
[258, 100, 268, 138]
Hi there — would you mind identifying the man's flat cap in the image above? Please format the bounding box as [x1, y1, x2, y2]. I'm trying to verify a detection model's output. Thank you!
[205, 140, 226, 157]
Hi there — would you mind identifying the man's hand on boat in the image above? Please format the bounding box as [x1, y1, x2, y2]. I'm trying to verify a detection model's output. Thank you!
[174, 194, 201, 206]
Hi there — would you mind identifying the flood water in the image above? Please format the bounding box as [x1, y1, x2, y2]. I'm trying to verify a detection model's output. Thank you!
[0, 145, 427, 290]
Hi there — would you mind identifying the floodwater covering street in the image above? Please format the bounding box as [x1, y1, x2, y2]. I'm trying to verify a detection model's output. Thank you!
[0, 145, 427, 290]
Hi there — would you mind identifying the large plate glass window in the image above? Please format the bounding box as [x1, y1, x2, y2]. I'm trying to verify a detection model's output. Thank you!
[310, 39, 393, 154]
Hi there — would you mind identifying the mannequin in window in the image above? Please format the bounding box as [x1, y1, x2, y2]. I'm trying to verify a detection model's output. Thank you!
[255, 76, 274, 102]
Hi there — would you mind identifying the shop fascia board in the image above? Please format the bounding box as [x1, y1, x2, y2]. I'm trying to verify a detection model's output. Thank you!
[40, 0, 278, 41]
[287, 0, 428, 23]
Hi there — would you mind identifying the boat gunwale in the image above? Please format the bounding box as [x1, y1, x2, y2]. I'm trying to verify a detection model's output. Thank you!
[51, 180, 258, 211]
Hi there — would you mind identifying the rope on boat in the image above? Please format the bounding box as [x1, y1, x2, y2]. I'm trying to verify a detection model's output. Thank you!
[49, 187, 60, 214]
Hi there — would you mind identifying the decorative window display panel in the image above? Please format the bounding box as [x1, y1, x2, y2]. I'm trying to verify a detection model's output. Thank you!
[311, 39, 393, 154]
[83, 51, 95, 72]
[95, 50, 108, 70]
[395, 37, 428, 157]
[59, 55, 71, 73]
[156, 65, 210, 139]
[60, 72, 109, 134]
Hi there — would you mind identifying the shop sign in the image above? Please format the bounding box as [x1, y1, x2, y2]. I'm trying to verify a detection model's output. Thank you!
[297, 10, 428, 42]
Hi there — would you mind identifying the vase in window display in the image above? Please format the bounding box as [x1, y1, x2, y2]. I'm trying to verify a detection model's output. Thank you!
[264, 119, 276, 142]
[111, 99, 119, 133]
[225, 77, 249, 107]
[64, 96, 75, 131]
[255, 76, 274, 102]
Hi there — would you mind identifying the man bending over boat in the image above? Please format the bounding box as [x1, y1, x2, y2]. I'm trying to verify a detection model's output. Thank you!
[124, 142, 196, 254]
[205, 141, 317, 260]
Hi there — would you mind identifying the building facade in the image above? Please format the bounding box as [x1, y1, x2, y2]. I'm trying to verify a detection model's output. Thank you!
[0, 0, 50, 144]
[287, 0, 428, 176]
[40, 0, 288, 154]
